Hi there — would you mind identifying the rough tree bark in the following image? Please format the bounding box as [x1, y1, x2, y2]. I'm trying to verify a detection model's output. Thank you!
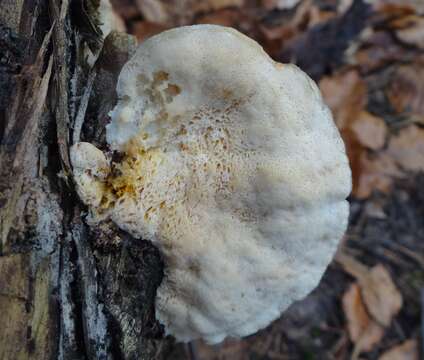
[0, 1, 171, 359]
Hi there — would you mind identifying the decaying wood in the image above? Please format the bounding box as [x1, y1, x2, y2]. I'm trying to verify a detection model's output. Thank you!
[0, 1, 170, 359]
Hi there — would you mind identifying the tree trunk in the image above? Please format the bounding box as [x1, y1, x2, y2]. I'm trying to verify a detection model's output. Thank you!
[0, 1, 170, 359]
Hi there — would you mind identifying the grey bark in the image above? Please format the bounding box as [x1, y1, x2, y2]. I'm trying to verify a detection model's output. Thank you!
[0, 1, 171, 359]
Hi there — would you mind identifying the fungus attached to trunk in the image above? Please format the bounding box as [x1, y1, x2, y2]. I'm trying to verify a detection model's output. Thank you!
[71, 25, 352, 344]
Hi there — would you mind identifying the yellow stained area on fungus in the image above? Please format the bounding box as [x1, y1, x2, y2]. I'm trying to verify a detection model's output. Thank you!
[96, 70, 183, 212]
[98, 138, 164, 210]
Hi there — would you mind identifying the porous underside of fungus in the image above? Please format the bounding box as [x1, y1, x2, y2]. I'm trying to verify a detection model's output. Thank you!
[71, 25, 352, 344]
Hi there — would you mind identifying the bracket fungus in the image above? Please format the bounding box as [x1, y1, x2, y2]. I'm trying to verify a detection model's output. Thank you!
[71, 25, 352, 344]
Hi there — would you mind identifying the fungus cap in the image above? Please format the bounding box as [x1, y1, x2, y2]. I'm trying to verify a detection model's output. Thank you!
[71, 25, 351, 344]
[71, 142, 110, 207]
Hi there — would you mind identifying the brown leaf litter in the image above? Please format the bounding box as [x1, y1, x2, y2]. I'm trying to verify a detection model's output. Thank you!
[337, 252, 403, 358]
[378, 339, 419, 360]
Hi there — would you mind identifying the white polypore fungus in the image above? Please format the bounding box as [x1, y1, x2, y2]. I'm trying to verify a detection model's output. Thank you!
[71, 25, 352, 344]
[71, 142, 110, 207]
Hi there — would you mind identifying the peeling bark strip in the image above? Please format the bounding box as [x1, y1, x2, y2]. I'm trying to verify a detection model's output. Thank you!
[50, 0, 72, 174]
[73, 219, 109, 359]
[0, 1, 168, 359]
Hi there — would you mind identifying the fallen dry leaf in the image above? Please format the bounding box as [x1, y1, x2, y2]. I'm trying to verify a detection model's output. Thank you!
[386, 63, 424, 124]
[387, 125, 424, 172]
[365, 0, 424, 15]
[259, 23, 295, 42]
[259, 1, 336, 57]
[197, 8, 243, 27]
[379, 339, 419, 360]
[110, 0, 140, 19]
[262, 0, 301, 10]
[354, 151, 403, 199]
[353, 30, 415, 73]
[320, 70, 367, 130]
[132, 21, 168, 42]
[360, 264, 403, 327]
[206, 0, 244, 11]
[259, 0, 312, 50]
[343, 283, 373, 342]
[300, 1, 336, 29]
[260, 1, 333, 39]
[391, 15, 424, 49]
[319, 72, 399, 199]
[136, 0, 168, 24]
[136, 0, 244, 26]
[342, 283, 385, 358]
[336, 253, 403, 327]
[351, 111, 387, 150]
[352, 322, 385, 359]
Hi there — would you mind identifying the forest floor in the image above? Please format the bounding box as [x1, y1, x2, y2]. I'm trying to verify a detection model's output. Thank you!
[110, 1, 424, 358]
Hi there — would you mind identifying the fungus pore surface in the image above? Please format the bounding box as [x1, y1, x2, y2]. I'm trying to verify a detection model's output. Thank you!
[71, 25, 352, 344]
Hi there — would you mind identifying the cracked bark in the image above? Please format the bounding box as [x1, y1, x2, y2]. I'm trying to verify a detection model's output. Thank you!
[0, 1, 171, 359]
